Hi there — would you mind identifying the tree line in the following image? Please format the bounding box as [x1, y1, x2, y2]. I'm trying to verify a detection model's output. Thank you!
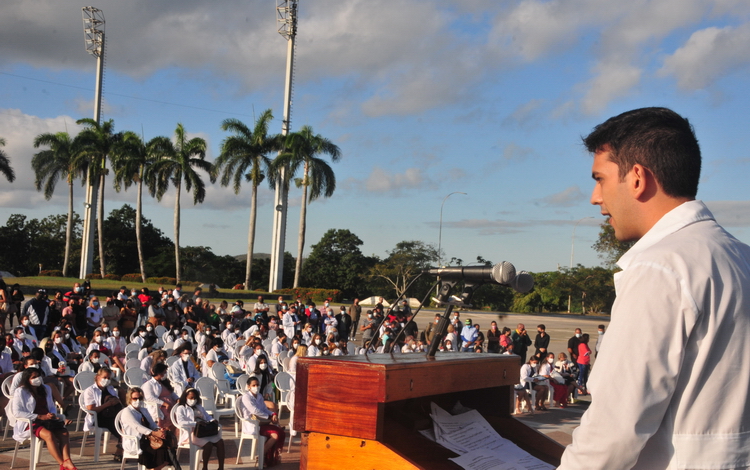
[1, 110, 340, 289]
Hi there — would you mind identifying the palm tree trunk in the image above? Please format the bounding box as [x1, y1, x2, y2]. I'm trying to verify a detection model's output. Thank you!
[97, 172, 106, 277]
[62, 179, 73, 277]
[245, 184, 258, 290]
[293, 167, 309, 288]
[136, 174, 147, 283]
[174, 179, 181, 283]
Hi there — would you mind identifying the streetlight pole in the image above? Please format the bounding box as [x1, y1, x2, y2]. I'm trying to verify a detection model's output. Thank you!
[438, 192, 467, 267]
[567, 216, 594, 313]
[79, 6, 105, 279]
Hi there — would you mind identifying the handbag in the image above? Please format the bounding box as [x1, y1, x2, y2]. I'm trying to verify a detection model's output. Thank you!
[148, 433, 164, 449]
[35, 418, 66, 431]
[194, 420, 219, 438]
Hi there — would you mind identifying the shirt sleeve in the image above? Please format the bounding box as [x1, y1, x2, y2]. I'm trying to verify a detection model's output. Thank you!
[559, 261, 699, 470]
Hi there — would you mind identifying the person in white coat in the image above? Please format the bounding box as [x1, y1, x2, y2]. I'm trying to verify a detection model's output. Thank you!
[9, 368, 78, 470]
[142, 363, 177, 427]
[168, 346, 201, 396]
[82, 367, 123, 460]
[173, 388, 225, 470]
[281, 307, 297, 339]
[238, 376, 285, 466]
[120, 386, 175, 470]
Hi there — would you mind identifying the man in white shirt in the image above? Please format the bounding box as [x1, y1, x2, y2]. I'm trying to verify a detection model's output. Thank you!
[559, 107, 750, 470]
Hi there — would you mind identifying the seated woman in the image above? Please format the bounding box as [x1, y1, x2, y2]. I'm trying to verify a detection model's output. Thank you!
[287, 344, 307, 379]
[105, 325, 128, 376]
[79, 349, 105, 373]
[520, 357, 549, 411]
[86, 329, 112, 358]
[168, 345, 201, 396]
[173, 388, 225, 470]
[143, 363, 178, 428]
[539, 352, 571, 408]
[239, 376, 286, 466]
[141, 350, 167, 377]
[41, 337, 74, 399]
[120, 386, 177, 470]
[11, 368, 78, 470]
[251, 356, 277, 409]
[307, 334, 322, 357]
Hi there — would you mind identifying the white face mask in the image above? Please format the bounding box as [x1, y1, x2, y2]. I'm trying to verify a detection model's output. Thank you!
[54, 337, 62, 344]
[146, 326, 153, 332]
[315, 339, 321, 345]
[548, 358, 554, 363]
[113, 331, 120, 337]
[102, 327, 109, 333]
[259, 363, 267, 370]
[131, 399, 142, 409]
[187, 399, 197, 407]
[576, 333, 581, 338]
[65, 333, 71, 339]
[99, 378, 110, 387]
[91, 357, 100, 364]
[30, 377, 43, 387]
[139, 332, 147, 337]
[94, 336, 102, 343]
[182, 355, 190, 362]
[249, 386, 259, 394]
[22, 319, 29, 326]
[182, 335, 188, 340]
[18, 333, 26, 340]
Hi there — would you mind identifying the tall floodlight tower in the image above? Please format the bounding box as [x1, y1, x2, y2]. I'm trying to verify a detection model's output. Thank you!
[268, 0, 298, 292]
[79, 6, 105, 279]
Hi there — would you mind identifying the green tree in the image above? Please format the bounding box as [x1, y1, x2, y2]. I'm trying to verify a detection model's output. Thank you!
[32, 131, 84, 276]
[0, 213, 82, 276]
[274, 125, 341, 288]
[300, 229, 375, 298]
[100, 205, 173, 276]
[214, 110, 280, 290]
[592, 219, 635, 268]
[252, 252, 296, 291]
[369, 240, 440, 300]
[147, 123, 211, 283]
[74, 118, 122, 276]
[0, 138, 15, 182]
[112, 131, 159, 282]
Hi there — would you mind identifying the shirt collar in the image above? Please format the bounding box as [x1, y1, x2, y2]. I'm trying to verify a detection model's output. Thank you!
[617, 200, 714, 270]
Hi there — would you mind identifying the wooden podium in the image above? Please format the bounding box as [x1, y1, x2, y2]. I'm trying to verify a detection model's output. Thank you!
[294, 353, 565, 469]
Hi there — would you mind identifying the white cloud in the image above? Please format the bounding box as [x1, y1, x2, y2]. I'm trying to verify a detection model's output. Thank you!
[659, 23, 750, 90]
[581, 61, 642, 115]
[706, 200, 750, 227]
[363, 167, 428, 194]
[537, 186, 587, 207]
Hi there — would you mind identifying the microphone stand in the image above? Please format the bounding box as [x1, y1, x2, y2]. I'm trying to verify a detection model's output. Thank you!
[426, 279, 483, 358]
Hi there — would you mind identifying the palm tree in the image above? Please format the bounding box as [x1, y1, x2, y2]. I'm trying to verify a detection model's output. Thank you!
[32, 132, 83, 276]
[274, 125, 341, 288]
[74, 118, 121, 277]
[214, 109, 280, 290]
[147, 123, 211, 283]
[0, 138, 16, 182]
[112, 131, 158, 283]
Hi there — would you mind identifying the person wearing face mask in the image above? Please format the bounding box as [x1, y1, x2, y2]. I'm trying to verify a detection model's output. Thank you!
[567, 328, 583, 363]
[106, 327, 127, 369]
[307, 334, 322, 357]
[85, 296, 104, 339]
[486, 321, 502, 353]
[281, 303, 297, 340]
[80, 350, 104, 373]
[21, 289, 50, 340]
[19, 314, 39, 343]
[141, 350, 168, 377]
[118, 299, 138, 338]
[251, 356, 277, 406]
[83, 367, 123, 460]
[287, 344, 308, 379]
[11, 368, 78, 470]
[41, 338, 74, 400]
[360, 310, 376, 348]
[86, 330, 112, 363]
[239, 376, 285, 466]
[102, 296, 120, 330]
[48, 330, 78, 374]
[172, 328, 192, 351]
[520, 357, 549, 411]
[269, 333, 288, 371]
[120, 386, 177, 470]
[132, 325, 148, 348]
[203, 337, 228, 377]
[537, 352, 570, 408]
[143, 363, 178, 428]
[576, 333, 592, 395]
[243, 342, 266, 375]
[168, 346, 200, 396]
[12, 326, 36, 356]
[174, 388, 225, 470]
[301, 323, 313, 346]
[323, 308, 338, 339]
[443, 325, 458, 352]
[595, 324, 606, 358]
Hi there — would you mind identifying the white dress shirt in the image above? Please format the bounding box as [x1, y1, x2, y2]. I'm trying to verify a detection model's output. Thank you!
[560, 201, 750, 470]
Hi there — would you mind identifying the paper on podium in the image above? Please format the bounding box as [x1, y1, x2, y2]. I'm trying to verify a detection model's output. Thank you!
[450, 450, 555, 470]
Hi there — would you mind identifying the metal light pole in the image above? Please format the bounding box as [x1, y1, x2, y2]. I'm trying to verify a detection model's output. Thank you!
[269, 0, 298, 292]
[438, 192, 467, 267]
[79, 6, 105, 279]
[567, 216, 594, 313]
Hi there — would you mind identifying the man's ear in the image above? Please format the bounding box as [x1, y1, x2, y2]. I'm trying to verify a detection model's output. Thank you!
[630, 164, 649, 200]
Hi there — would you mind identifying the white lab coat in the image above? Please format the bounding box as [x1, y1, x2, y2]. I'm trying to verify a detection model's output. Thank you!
[172, 403, 221, 446]
[119, 404, 157, 456]
[238, 391, 271, 436]
[142, 377, 176, 420]
[168, 358, 200, 396]
[560, 201, 750, 470]
[8, 385, 60, 442]
[81, 382, 120, 431]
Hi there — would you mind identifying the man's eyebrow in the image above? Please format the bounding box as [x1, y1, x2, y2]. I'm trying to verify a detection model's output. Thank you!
[591, 171, 602, 179]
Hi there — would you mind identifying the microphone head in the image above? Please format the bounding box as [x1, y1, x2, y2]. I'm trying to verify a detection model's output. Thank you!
[511, 271, 534, 293]
[491, 261, 516, 285]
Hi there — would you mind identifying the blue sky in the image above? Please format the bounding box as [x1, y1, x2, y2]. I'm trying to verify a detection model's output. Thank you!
[2, 0, 750, 276]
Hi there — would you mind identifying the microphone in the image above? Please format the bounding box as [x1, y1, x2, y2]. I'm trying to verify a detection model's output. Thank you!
[426, 261, 534, 293]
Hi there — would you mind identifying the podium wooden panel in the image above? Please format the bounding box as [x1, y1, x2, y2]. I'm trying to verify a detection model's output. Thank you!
[295, 353, 565, 469]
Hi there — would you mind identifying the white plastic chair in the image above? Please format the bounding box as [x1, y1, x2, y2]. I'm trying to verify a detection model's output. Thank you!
[267, 329, 277, 340]
[281, 356, 291, 374]
[210, 363, 241, 407]
[114, 409, 144, 470]
[165, 355, 179, 367]
[287, 406, 297, 453]
[124, 368, 148, 388]
[346, 342, 356, 355]
[262, 339, 273, 351]
[513, 387, 537, 413]
[235, 374, 250, 393]
[155, 325, 168, 339]
[125, 358, 141, 370]
[234, 397, 265, 468]
[125, 343, 140, 354]
[9, 414, 45, 470]
[183, 325, 195, 339]
[195, 377, 236, 436]
[2, 373, 14, 440]
[73, 371, 97, 432]
[273, 372, 295, 415]
[170, 405, 203, 470]
[78, 393, 111, 461]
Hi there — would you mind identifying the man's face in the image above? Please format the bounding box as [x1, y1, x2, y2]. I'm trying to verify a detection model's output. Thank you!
[590, 148, 640, 242]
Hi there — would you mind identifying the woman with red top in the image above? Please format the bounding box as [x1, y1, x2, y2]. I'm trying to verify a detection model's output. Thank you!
[576, 333, 592, 394]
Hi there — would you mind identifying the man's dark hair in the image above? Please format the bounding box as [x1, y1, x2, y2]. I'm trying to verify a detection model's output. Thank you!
[583, 107, 701, 198]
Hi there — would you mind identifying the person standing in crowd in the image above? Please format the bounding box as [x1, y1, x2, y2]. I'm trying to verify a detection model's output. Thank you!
[511, 323, 532, 363]
[487, 321, 501, 353]
[567, 328, 582, 363]
[595, 324, 606, 358]
[349, 298, 361, 341]
[22, 289, 49, 340]
[560, 107, 750, 470]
